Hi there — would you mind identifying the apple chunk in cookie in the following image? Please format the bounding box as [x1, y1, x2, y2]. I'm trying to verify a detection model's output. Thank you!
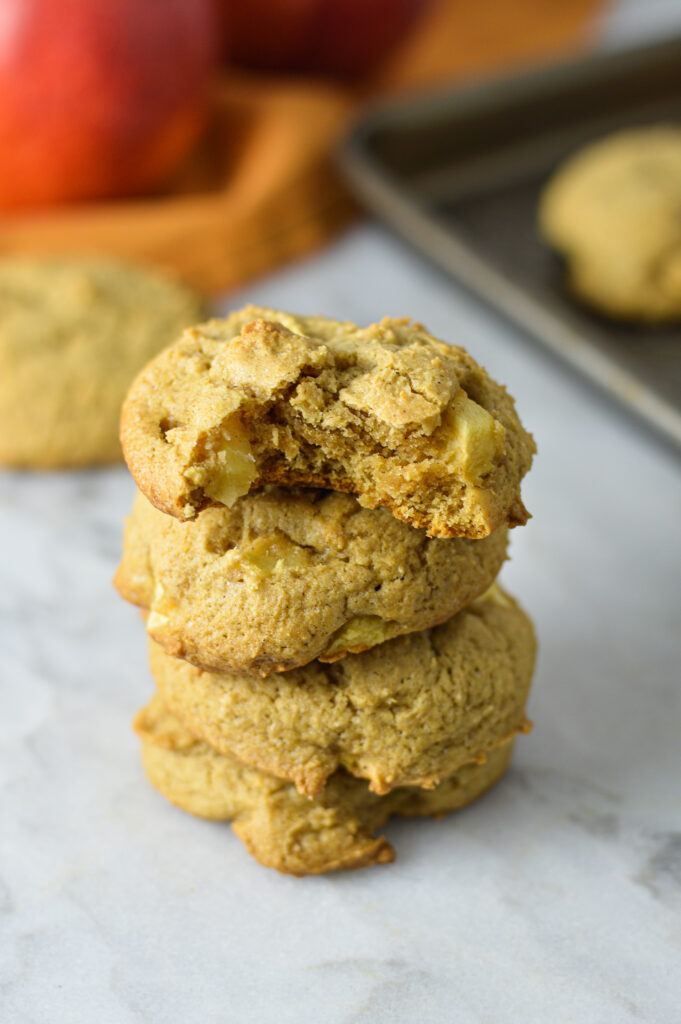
[114, 487, 509, 677]
[121, 307, 535, 539]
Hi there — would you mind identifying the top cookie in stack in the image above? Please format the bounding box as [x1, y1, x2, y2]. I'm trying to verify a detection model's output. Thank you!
[116, 307, 536, 874]
[120, 307, 534, 538]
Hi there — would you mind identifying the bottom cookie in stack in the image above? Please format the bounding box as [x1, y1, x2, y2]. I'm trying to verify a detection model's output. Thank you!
[133, 586, 536, 875]
[136, 696, 516, 876]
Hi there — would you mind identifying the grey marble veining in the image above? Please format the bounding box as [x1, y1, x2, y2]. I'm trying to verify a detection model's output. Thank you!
[5, 0, 681, 995]
[2, 221, 680, 1024]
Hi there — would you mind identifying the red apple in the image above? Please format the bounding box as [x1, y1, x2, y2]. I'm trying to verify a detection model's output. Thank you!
[0, 0, 218, 208]
[219, 0, 430, 78]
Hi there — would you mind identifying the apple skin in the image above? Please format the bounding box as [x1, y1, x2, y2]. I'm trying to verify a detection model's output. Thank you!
[0, 0, 218, 208]
[220, 0, 430, 78]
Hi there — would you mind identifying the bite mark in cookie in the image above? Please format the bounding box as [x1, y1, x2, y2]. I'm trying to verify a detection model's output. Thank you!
[121, 307, 534, 538]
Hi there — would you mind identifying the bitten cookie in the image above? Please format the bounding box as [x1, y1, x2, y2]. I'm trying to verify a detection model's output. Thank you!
[539, 125, 681, 323]
[121, 307, 534, 538]
[136, 695, 515, 876]
[115, 487, 508, 676]
[0, 256, 203, 467]
[149, 585, 536, 797]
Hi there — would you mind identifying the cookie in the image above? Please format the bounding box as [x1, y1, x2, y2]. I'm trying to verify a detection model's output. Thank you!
[120, 307, 534, 538]
[0, 256, 203, 467]
[115, 487, 508, 676]
[149, 585, 535, 797]
[135, 695, 515, 876]
[539, 125, 681, 323]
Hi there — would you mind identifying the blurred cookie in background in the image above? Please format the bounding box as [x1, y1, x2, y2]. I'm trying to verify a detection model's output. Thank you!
[539, 125, 681, 324]
[0, 256, 203, 468]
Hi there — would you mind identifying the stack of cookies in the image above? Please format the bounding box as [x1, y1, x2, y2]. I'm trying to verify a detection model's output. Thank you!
[115, 307, 536, 875]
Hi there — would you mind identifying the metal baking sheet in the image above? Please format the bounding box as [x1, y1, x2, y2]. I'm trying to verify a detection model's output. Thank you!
[339, 37, 681, 450]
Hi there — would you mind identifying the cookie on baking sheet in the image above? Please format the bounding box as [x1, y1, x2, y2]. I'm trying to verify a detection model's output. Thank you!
[149, 585, 536, 798]
[539, 125, 681, 323]
[120, 306, 534, 539]
[0, 256, 203, 468]
[135, 695, 515, 876]
[114, 487, 508, 676]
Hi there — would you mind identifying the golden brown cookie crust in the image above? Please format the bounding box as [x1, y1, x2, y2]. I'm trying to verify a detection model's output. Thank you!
[136, 695, 515, 876]
[539, 126, 681, 323]
[149, 585, 535, 797]
[114, 487, 509, 676]
[120, 307, 534, 538]
[0, 256, 203, 468]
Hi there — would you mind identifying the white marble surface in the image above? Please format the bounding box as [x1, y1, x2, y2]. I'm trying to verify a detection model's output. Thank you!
[2, 221, 680, 1024]
[4, 4, 681, 1015]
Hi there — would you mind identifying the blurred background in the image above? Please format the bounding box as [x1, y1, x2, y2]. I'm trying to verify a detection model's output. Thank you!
[3, 0, 681, 448]
[0, 0, 660, 294]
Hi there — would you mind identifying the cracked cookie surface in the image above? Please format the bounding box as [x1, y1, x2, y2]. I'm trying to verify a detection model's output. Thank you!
[115, 487, 508, 676]
[0, 256, 203, 467]
[539, 126, 681, 323]
[149, 585, 536, 797]
[121, 307, 534, 538]
[136, 695, 515, 876]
